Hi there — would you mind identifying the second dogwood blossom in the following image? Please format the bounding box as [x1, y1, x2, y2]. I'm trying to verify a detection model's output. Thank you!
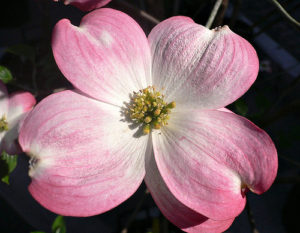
[0, 81, 36, 155]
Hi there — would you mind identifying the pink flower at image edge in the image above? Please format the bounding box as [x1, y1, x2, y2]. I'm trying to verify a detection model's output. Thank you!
[53, 0, 111, 11]
[0, 81, 36, 155]
[19, 8, 278, 233]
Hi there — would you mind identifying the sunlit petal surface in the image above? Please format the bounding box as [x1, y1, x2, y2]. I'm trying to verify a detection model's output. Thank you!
[19, 91, 149, 216]
[145, 149, 235, 233]
[149, 16, 259, 110]
[52, 8, 152, 107]
[152, 109, 277, 220]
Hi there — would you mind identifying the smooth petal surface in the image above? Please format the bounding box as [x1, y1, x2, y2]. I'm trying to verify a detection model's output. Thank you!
[149, 17, 259, 110]
[145, 150, 234, 233]
[19, 91, 148, 216]
[152, 110, 277, 220]
[62, 0, 111, 11]
[1, 92, 36, 154]
[52, 8, 152, 107]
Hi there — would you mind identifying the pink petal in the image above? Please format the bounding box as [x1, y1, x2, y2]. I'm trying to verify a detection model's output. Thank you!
[152, 110, 277, 220]
[145, 151, 234, 233]
[19, 91, 149, 216]
[0, 81, 8, 116]
[1, 91, 36, 154]
[149, 17, 259, 110]
[62, 0, 111, 11]
[52, 8, 152, 107]
[8, 91, 36, 121]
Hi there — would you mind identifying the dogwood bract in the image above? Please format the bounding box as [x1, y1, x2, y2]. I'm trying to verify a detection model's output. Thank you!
[19, 9, 278, 233]
[53, 0, 111, 11]
[0, 81, 36, 155]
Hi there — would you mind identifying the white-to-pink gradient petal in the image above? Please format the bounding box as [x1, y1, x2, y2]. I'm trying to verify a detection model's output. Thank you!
[19, 91, 148, 216]
[1, 91, 36, 155]
[145, 151, 234, 233]
[149, 17, 259, 110]
[152, 110, 277, 221]
[52, 8, 152, 107]
[0, 81, 8, 117]
[60, 0, 111, 12]
[8, 92, 36, 124]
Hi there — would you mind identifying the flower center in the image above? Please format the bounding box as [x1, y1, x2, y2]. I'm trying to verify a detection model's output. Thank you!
[126, 86, 175, 134]
[0, 115, 8, 132]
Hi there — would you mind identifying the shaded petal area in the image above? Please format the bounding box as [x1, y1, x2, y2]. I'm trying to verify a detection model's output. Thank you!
[52, 8, 152, 107]
[149, 17, 259, 110]
[145, 149, 234, 233]
[55, 0, 111, 12]
[19, 91, 148, 216]
[152, 110, 277, 220]
[1, 92, 36, 154]
[0, 81, 8, 117]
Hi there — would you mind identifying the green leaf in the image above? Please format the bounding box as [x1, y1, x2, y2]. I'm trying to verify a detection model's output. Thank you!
[234, 99, 248, 116]
[6, 44, 35, 62]
[0, 66, 13, 84]
[52, 215, 66, 233]
[0, 152, 18, 185]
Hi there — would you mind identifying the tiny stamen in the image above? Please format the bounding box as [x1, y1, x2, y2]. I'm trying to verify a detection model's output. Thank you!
[126, 86, 175, 134]
[0, 115, 8, 132]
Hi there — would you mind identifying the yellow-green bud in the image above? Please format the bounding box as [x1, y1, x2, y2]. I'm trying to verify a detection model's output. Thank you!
[144, 116, 152, 123]
[153, 121, 161, 129]
[168, 101, 176, 109]
[126, 86, 175, 135]
[154, 109, 161, 116]
[0, 115, 8, 132]
[143, 124, 151, 134]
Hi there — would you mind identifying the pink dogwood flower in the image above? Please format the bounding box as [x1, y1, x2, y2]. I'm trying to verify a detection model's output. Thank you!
[0, 81, 36, 155]
[53, 0, 111, 11]
[19, 8, 278, 233]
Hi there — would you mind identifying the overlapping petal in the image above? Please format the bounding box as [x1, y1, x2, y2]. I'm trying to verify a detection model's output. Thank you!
[52, 8, 152, 107]
[152, 110, 277, 220]
[54, 0, 111, 12]
[19, 91, 149, 216]
[145, 150, 234, 233]
[149, 16, 259, 110]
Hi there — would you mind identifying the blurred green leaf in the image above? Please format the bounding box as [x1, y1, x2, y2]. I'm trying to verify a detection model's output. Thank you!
[6, 44, 35, 62]
[0, 66, 13, 84]
[0, 151, 18, 185]
[234, 99, 248, 116]
[52, 215, 66, 233]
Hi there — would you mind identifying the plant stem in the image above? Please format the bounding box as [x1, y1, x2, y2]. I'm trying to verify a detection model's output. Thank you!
[267, 0, 300, 29]
[213, 0, 229, 27]
[229, 0, 242, 27]
[276, 176, 300, 184]
[205, 0, 223, 29]
[279, 155, 300, 168]
[246, 200, 259, 233]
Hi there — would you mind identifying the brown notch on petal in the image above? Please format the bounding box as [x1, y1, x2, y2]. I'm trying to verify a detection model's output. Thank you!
[241, 183, 249, 197]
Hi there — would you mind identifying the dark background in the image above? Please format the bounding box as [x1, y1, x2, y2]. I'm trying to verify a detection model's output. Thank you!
[0, 0, 299, 232]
